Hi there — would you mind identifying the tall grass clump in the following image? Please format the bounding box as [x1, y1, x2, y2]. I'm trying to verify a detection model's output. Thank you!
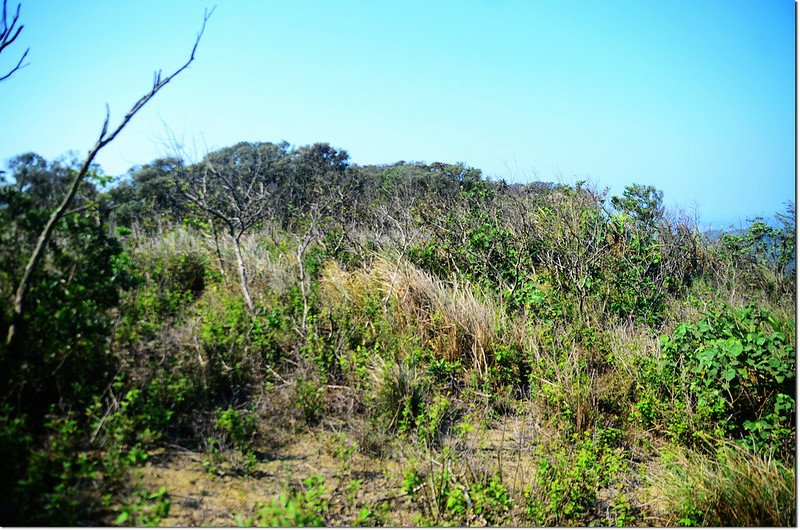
[372, 257, 507, 376]
[651, 443, 795, 526]
[370, 357, 428, 432]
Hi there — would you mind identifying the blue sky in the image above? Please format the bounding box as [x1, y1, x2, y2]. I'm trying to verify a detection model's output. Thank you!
[0, 0, 794, 229]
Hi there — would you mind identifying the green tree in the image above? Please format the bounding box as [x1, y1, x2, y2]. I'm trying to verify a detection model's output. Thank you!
[610, 183, 664, 235]
[109, 157, 185, 230]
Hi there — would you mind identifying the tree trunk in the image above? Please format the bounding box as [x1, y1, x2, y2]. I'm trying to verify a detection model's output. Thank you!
[231, 232, 254, 313]
[6, 150, 96, 348]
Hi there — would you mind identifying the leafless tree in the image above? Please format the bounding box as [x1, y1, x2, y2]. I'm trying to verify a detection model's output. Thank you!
[0, 0, 29, 82]
[179, 144, 282, 313]
[7, 8, 214, 347]
[537, 183, 611, 323]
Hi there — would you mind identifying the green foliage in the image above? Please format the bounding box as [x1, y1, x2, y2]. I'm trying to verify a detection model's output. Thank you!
[197, 291, 292, 402]
[5, 152, 102, 210]
[110, 157, 185, 230]
[606, 217, 669, 324]
[373, 360, 427, 432]
[322, 225, 363, 270]
[0, 373, 185, 524]
[0, 406, 33, 517]
[0, 197, 126, 414]
[402, 449, 513, 525]
[0, 144, 795, 526]
[115, 487, 171, 527]
[197, 407, 260, 476]
[659, 304, 795, 458]
[487, 342, 529, 389]
[416, 395, 450, 447]
[526, 428, 631, 526]
[239, 476, 328, 527]
[716, 207, 796, 298]
[201, 437, 223, 476]
[214, 407, 257, 450]
[0, 166, 139, 524]
[441, 473, 513, 526]
[610, 184, 664, 234]
[9, 415, 100, 525]
[310, 287, 398, 389]
[89, 377, 181, 448]
[295, 377, 325, 425]
[411, 179, 534, 297]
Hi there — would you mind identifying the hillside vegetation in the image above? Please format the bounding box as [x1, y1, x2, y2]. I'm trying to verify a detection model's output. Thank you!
[0, 143, 795, 526]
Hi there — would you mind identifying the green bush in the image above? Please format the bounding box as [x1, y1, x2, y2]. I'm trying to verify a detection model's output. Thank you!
[526, 428, 632, 526]
[9, 415, 100, 525]
[0, 210, 126, 417]
[659, 304, 795, 458]
[202, 407, 259, 476]
[115, 486, 171, 527]
[295, 378, 325, 425]
[198, 294, 291, 402]
[402, 447, 514, 526]
[373, 360, 427, 432]
[213, 407, 257, 450]
[116, 247, 212, 346]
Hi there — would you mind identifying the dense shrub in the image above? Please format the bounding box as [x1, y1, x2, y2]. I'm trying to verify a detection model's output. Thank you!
[659, 304, 795, 458]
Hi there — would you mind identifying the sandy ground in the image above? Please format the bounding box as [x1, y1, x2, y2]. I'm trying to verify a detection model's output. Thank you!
[116, 416, 546, 526]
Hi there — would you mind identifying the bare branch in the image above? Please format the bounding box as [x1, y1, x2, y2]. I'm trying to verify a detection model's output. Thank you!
[7, 7, 213, 347]
[0, 0, 29, 82]
[0, 44, 26, 81]
[96, 7, 214, 150]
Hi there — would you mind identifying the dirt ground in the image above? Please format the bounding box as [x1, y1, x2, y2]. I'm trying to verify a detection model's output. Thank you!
[114, 416, 546, 526]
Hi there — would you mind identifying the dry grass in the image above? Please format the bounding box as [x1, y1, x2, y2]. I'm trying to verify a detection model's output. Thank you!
[131, 225, 210, 262]
[648, 442, 796, 526]
[239, 232, 295, 299]
[319, 256, 509, 376]
[131, 226, 297, 305]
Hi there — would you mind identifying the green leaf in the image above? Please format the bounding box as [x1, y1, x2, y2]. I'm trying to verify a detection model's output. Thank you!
[725, 339, 743, 357]
[115, 511, 130, 525]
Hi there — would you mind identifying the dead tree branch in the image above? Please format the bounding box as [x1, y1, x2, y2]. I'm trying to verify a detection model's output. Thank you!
[0, 0, 29, 81]
[6, 7, 214, 347]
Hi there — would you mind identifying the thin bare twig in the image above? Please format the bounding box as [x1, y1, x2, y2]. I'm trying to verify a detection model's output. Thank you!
[0, 0, 29, 82]
[6, 7, 214, 349]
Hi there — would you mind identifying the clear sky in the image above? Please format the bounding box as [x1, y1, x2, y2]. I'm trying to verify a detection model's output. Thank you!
[0, 0, 794, 229]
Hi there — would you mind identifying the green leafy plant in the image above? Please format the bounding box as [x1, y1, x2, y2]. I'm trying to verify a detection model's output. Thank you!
[239, 476, 328, 527]
[295, 377, 325, 425]
[526, 429, 631, 526]
[115, 487, 170, 527]
[402, 448, 513, 525]
[659, 304, 795, 457]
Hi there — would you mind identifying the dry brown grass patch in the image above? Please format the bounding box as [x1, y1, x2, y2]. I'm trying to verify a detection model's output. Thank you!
[320, 257, 510, 375]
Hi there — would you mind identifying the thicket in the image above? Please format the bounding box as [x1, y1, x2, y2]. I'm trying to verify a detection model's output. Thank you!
[0, 143, 795, 526]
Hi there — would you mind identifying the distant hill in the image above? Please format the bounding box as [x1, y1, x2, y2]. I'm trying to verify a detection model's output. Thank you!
[703, 228, 745, 242]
